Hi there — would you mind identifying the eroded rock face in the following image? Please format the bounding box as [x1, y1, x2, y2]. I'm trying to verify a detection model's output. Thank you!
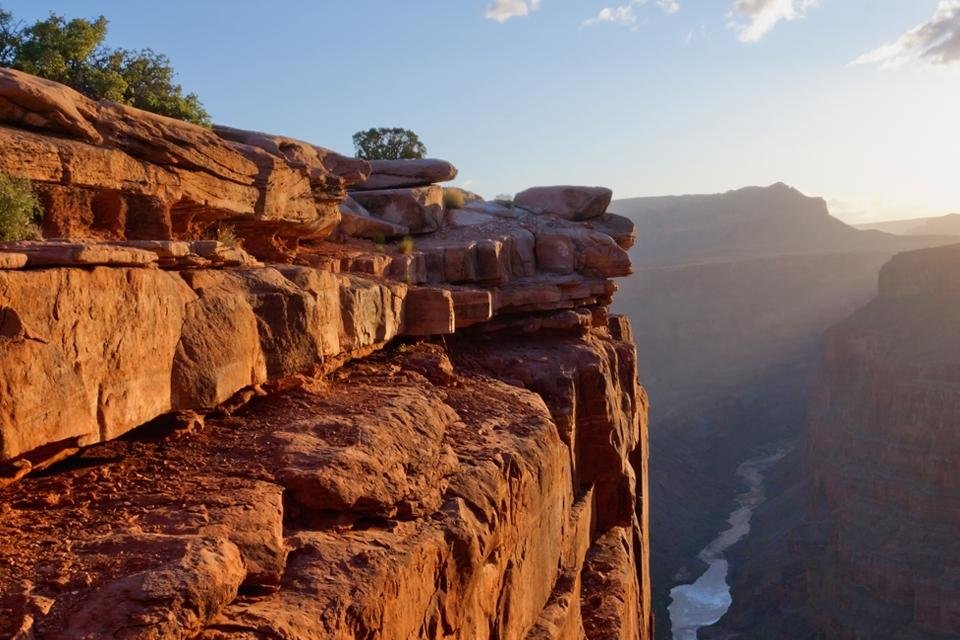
[350, 186, 445, 234]
[1, 333, 649, 640]
[0, 68, 356, 249]
[0, 69, 650, 640]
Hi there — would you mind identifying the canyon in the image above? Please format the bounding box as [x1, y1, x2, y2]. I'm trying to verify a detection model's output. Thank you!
[714, 243, 960, 639]
[0, 67, 650, 639]
[611, 185, 957, 639]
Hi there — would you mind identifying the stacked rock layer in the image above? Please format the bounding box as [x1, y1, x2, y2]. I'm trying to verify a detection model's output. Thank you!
[0, 69, 651, 639]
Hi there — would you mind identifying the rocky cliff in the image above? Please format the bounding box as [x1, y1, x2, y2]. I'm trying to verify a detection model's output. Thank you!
[0, 68, 651, 639]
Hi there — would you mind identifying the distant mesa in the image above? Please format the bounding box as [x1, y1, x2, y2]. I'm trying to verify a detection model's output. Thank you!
[856, 212, 960, 237]
[612, 182, 959, 268]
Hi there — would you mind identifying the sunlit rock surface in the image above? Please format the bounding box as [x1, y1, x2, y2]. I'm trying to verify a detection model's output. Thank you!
[0, 69, 651, 639]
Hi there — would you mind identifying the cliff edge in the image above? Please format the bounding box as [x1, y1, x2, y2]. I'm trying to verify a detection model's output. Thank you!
[0, 68, 651, 639]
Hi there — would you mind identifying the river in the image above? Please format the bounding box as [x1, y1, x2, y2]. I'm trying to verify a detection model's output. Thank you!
[667, 447, 788, 640]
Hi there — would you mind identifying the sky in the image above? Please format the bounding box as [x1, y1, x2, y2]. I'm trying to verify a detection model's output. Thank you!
[4, 0, 959, 222]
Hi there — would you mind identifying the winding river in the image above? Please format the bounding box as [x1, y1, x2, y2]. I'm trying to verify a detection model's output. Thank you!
[667, 448, 787, 640]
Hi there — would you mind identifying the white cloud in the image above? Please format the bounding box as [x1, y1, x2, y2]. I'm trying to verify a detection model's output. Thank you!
[582, 0, 679, 29]
[726, 0, 822, 43]
[658, 0, 680, 14]
[486, 0, 541, 23]
[852, 0, 960, 68]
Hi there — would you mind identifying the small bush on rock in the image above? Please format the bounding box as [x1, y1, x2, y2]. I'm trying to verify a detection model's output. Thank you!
[494, 193, 514, 207]
[0, 174, 41, 242]
[398, 235, 415, 256]
[216, 224, 242, 248]
[443, 188, 465, 210]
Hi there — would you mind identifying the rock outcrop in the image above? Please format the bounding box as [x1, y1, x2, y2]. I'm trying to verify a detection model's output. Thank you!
[515, 186, 613, 222]
[0, 70, 650, 639]
[0, 68, 365, 258]
[352, 158, 458, 191]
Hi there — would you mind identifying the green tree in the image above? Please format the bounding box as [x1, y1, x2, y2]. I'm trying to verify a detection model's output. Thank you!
[352, 128, 427, 160]
[0, 173, 41, 242]
[0, 10, 210, 126]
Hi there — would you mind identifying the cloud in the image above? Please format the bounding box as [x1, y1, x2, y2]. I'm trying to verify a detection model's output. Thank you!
[726, 0, 822, 43]
[486, 0, 541, 23]
[684, 23, 706, 45]
[852, 0, 960, 68]
[582, 0, 679, 29]
[658, 0, 681, 14]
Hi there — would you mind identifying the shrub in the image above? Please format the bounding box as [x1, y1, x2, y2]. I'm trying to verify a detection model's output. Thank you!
[352, 128, 426, 160]
[443, 188, 466, 210]
[0, 174, 41, 242]
[494, 193, 514, 207]
[0, 9, 210, 126]
[398, 235, 415, 256]
[216, 224, 242, 248]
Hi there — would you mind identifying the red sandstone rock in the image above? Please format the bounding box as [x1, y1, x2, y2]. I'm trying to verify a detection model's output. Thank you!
[0, 69, 349, 252]
[0, 335, 651, 639]
[8, 241, 158, 267]
[0, 252, 27, 269]
[515, 186, 613, 221]
[401, 287, 456, 336]
[352, 158, 458, 191]
[337, 196, 410, 239]
[0, 66, 651, 640]
[350, 185, 445, 234]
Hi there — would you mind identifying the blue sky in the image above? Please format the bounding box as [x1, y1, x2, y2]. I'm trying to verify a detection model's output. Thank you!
[4, 0, 959, 221]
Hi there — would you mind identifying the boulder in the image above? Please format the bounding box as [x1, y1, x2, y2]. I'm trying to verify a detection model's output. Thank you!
[515, 186, 613, 221]
[591, 212, 637, 250]
[213, 126, 370, 189]
[0, 268, 194, 461]
[353, 158, 458, 191]
[337, 196, 409, 239]
[350, 186, 444, 234]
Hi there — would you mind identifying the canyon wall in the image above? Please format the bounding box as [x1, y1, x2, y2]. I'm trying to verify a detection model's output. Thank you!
[611, 185, 955, 638]
[0, 68, 651, 639]
[711, 243, 960, 639]
[803, 243, 960, 638]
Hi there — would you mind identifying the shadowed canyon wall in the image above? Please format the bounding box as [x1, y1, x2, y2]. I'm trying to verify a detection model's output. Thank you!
[611, 184, 956, 638]
[715, 243, 960, 639]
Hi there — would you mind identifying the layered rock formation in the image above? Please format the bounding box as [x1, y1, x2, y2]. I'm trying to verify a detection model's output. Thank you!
[0, 70, 651, 638]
